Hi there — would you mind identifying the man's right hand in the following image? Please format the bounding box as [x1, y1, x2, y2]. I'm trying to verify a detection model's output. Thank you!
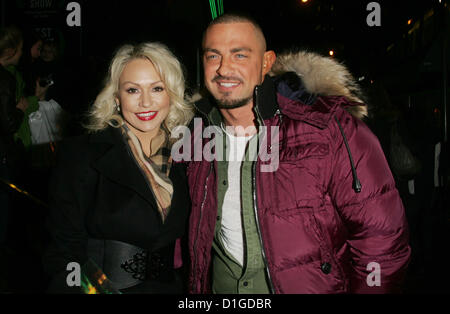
[35, 79, 50, 101]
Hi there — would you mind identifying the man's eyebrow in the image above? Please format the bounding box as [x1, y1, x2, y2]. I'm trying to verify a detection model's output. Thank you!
[203, 47, 252, 54]
[204, 48, 220, 54]
[230, 47, 252, 53]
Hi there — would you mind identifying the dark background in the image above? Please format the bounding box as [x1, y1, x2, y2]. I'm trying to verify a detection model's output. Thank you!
[2, 0, 448, 115]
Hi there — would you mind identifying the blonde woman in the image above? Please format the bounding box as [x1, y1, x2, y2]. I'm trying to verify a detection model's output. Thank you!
[44, 42, 193, 293]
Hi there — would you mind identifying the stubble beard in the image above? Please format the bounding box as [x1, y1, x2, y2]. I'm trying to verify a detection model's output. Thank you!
[215, 94, 253, 109]
[209, 75, 253, 109]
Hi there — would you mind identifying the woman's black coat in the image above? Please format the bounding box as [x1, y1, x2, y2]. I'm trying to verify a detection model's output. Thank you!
[43, 126, 190, 292]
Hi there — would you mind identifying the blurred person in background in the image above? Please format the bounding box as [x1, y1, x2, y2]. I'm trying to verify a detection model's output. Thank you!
[0, 25, 28, 291]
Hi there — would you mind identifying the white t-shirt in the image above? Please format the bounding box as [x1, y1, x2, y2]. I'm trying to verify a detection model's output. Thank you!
[219, 128, 253, 266]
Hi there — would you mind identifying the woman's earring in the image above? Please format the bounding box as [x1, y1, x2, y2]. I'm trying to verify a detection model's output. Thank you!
[115, 101, 121, 112]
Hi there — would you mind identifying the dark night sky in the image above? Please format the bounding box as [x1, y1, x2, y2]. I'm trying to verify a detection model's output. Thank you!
[78, 0, 438, 86]
[4, 0, 444, 107]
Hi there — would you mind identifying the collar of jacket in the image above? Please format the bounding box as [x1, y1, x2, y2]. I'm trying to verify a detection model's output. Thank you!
[87, 126, 158, 208]
[272, 72, 352, 129]
[258, 72, 352, 130]
[88, 125, 123, 147]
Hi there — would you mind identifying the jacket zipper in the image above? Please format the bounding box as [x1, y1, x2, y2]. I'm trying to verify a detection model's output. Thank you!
[191, 104, 213, 293]
[192, 162, 213, 292]
[191, 97, 277, 293]
[253, 85, 276, 294]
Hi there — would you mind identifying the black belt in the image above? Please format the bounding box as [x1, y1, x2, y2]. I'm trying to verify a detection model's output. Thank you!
[87, 239, 175, 290]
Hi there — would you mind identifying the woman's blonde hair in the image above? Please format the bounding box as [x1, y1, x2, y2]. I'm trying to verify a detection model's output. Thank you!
[85, 42, 193, 135]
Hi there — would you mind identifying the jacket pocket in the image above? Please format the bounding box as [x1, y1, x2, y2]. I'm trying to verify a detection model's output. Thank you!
[279, 142, 329, 163]
[308, 208, 347, 290]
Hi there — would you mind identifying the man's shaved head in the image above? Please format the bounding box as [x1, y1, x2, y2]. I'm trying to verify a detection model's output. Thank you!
[202, 13, 267, 52]
[201, 12, 276, 112]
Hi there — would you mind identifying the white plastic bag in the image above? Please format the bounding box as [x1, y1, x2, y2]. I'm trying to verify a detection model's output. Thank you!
[28, 99, 63, 145]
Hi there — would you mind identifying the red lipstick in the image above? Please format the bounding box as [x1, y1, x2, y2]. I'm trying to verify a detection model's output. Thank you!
[135, 111, 158, 121]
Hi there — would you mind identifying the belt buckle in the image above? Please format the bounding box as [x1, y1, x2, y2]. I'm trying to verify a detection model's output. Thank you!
[120, 250, 148, 281]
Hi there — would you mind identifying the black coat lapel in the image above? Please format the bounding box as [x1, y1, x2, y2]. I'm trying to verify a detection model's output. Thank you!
[90, 127, 157, 208]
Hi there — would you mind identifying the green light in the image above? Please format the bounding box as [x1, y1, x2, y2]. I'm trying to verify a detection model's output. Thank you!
[218, 0, 224, 15]
[209, 0, 224, 20]
[80, 259, 121, 294]
[209, 0, 217, 20]
[81, 274, 98, 294]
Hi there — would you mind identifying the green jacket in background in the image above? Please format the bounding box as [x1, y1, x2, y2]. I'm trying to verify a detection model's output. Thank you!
[6, 65, 40, 149]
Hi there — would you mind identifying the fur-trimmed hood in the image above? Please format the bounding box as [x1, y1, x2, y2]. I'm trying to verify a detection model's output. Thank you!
[269, 51, 368, 119]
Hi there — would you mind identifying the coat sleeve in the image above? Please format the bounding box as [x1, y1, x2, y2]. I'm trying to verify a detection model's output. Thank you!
[0, 70, 23, 136]
[43, 139, 89, 293]
[328, 109, 411, 293]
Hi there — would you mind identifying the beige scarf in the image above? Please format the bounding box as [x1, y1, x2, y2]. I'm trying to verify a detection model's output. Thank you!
[121, 125, 173, 223]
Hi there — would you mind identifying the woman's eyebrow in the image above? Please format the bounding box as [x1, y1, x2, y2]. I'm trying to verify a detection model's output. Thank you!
[121, 80, 163, 86]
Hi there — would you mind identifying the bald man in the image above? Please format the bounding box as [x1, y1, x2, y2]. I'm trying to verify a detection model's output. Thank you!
[185, 13, 410, 294]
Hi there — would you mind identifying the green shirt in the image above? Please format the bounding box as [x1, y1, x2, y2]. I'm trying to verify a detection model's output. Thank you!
[208, 108, 270, 294]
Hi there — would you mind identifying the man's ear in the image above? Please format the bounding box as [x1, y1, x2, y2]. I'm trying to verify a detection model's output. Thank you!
[262, 50, 276, 76]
